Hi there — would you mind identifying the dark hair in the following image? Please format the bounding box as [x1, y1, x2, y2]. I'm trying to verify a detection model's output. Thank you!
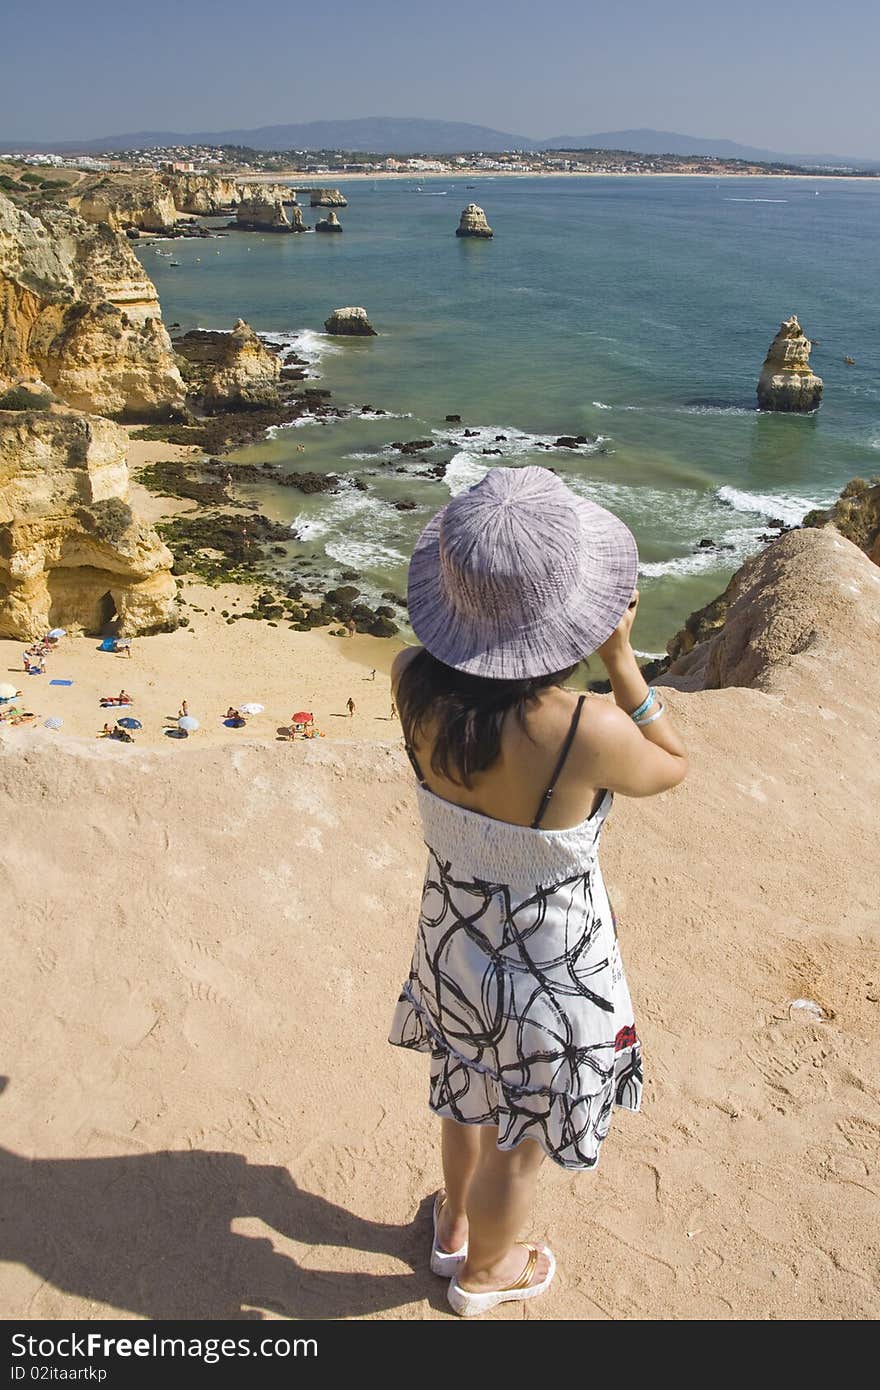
[397, 648, 577, 788]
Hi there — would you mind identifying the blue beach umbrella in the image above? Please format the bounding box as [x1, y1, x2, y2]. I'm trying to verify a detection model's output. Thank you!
[116, 717, 142, 730]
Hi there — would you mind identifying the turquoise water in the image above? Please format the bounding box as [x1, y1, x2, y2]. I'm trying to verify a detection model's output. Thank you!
[139, 174, 880, 653]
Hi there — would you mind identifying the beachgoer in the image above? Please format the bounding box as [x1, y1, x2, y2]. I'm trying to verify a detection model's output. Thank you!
[346, 698, 355, 717]
[101, 723, 112, 737]
[388, 466, 688, 1316]
[224, 471, 234, 495]
[119, 691, 131, 704]
[346, 619, 356, 638]
[226, 706, 236, 720]
[179, 701, 188, 718]
[22, 654, 30, 673]
[369, 669, 376, 681]
[390, 698, 397, 720]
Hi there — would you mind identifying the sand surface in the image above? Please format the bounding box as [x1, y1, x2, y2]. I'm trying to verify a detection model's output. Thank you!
[1, 526, 878, 1320]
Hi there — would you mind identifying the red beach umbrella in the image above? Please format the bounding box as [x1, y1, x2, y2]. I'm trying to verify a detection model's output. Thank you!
[291, 711, 313, 723]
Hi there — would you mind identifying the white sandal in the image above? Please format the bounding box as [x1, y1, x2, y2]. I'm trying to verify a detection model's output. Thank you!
[447, 1243, 556, 1317]
[430, 1192, 468, 1276]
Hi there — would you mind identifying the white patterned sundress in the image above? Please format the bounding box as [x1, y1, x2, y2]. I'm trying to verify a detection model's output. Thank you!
[388, 781, 643, 1171]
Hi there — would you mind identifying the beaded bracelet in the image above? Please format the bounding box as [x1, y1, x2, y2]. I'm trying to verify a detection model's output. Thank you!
[629, 687, 656, 722]
[636, 703, 666, 727]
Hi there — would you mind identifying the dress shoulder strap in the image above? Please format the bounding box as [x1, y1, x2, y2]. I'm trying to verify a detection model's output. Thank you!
[531, 694, 587, 829]
[404, 740, 428, 788]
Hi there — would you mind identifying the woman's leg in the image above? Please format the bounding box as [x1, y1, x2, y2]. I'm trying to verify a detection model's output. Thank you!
[458, 1127, 550, 1290]
[436, 1117, 480, 1253]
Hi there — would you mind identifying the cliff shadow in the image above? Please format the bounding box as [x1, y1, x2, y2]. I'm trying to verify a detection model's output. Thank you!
[0, 1082, 433, 1319]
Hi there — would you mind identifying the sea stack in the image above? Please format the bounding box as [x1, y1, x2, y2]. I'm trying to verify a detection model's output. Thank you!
[309, 188, 348, 207]
[315, 211, 343, 234]
[324, 307, 377, 337]
[455, 203, 493, 238]
[757, 315, 823, 412]
[233, 195, 304, 232]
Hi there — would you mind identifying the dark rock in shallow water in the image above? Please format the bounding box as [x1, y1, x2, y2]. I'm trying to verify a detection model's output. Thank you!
[767, 516, 785, 529]
[445, 414, 462, 422]
[554, 435, 592, 448]
[697, 538, 715, 549]
[368, 616, 399, 637]
[392, 439, 433, 455]
[393, 500, 418, 510]
[325, 585, 360, 604]
[278, 471, 339, 494]
[481, 448, 502, 456]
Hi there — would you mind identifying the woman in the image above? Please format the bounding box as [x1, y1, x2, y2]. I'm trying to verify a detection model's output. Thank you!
[388, 466, 687, 1316]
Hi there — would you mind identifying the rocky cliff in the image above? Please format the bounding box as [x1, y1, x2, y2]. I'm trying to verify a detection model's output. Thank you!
[174, 319, 281, 412]
[0, 407, 177, 639]
[0, 192, 185, 421]
[455, 203, 493, 238]
[74, 177, 178, 233]
[756, 314, 823, 412]
[309, 188, 348, 207]
[803, 476, 880, 564]
[233, 196, 304, 232]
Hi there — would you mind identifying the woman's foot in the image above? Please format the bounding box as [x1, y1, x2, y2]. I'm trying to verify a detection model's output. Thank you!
[457, 1242, 552, 1293]
[448, 1244, 556, 1316]
[435, 1191, 468, 1255]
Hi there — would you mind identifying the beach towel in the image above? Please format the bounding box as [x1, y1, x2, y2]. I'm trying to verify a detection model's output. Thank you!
[49, 679, 74, 686]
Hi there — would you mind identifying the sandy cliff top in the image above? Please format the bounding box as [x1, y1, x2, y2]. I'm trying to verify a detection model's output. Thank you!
[0, 525, 878, 1319]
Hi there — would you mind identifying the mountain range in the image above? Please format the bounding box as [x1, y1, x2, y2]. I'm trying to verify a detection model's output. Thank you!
[1, 118, 874, 169]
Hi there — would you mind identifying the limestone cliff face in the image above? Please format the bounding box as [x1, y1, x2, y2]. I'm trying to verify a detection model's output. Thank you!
[803, 476, 880, 564]
[324, 306, 377, 336]
[74, 177, 178, 233]
[309, 188, 348, 207]
[455, 203, 493, 238]
[0, 407, 177, 639]
[0, 192, 185, 420]
[233, 196, 304, 232]
[757, 315, 823, 412]
[174, 320, 281, 412]
[162, 173, 240, 215]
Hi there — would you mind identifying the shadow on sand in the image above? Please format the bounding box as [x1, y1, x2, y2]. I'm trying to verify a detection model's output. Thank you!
[0, 1079, 436, 1320]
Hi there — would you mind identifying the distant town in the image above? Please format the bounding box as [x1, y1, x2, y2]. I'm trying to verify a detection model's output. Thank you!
[8, 142, 878, 180]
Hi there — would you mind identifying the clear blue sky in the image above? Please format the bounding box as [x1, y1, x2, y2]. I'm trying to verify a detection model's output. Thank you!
[2, 0, 878, 156]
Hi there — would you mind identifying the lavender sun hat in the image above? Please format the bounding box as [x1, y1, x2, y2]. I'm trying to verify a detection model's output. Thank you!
[407, 465, 639, 679]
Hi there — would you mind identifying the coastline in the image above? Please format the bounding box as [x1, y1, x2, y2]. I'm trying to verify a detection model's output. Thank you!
[246, 168, 879, 184]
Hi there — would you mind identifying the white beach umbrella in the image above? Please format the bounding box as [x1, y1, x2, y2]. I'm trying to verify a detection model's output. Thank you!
[47, 628, 66, 639]
[44, 717, 63, 730]
[178, 715, 199, 732]
[0, 683, 17, 700]
[238, 703, 264, 715]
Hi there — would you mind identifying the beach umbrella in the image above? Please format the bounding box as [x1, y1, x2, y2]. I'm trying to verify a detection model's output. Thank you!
[117, 717, 142, 730]
[239, 702, 264, 715]
[0, 683, 17, 700]
[178, 715, 199, 732]
[47, 628, 66, 639]
[291, 711, 313, 723]
[44, 717, 63, 730]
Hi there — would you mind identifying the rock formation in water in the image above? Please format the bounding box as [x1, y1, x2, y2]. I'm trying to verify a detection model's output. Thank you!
[455, 203, 493, 238]
[803, 475, 880, 564]
[174, 320, 281, 412]
[233, 196, 304, 232]
[315, 211, 343, 234]
[0, 406, 177, 639]
[756, 315, 823, 412]
[309, 189, 348, 207]
[323, 307, 377, 336]
[0, 192, 185, 420]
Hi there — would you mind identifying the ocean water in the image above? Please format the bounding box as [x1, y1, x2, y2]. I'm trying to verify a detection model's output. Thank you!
[139, 174, 880, 654]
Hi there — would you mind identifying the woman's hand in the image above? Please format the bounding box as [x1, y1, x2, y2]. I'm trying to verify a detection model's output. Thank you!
[595, 590, 639, 666]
